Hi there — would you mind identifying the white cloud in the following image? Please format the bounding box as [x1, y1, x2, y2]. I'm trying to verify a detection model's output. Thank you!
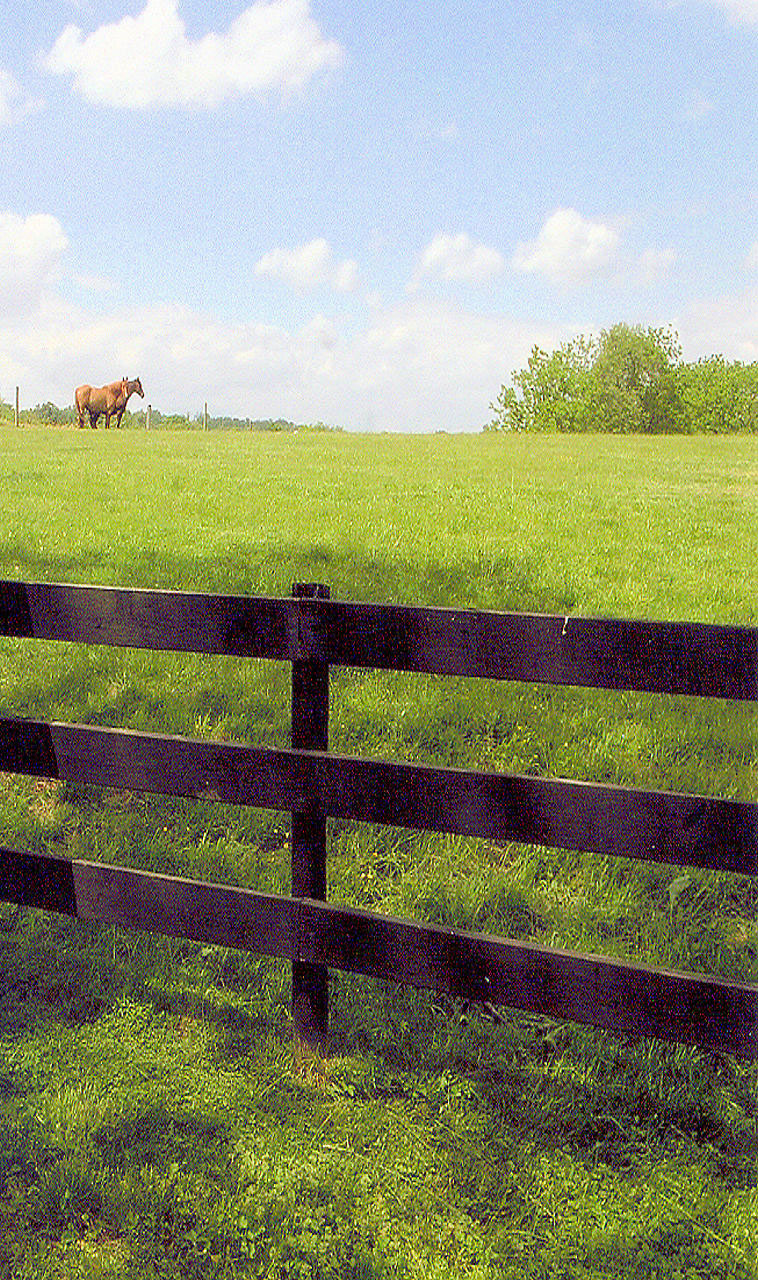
[638, 246, 677, 284]
[0, 211, 68, 317]
[254, 239, 359, 292]
[346, 299, 558, 429]
[413, 117, 460, 143]
[512, 208, 621, 286]
[684, 90, 715, 122]
[746, 241, 758, 270]
[676, 284, 758, 363]
[0, 288, 565, 432]
[409, 233, 505, 291]
[697, 0, 758, 25]
[0, 67, 43, 126]
[44, 0, 344, 109]
[72, 272, 118, 294]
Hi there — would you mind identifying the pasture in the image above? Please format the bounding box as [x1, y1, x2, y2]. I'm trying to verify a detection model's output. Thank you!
[0, 426, 755, 1279]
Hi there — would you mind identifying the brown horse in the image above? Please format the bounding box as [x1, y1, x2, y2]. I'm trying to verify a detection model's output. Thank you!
[75, 377, 144, 429]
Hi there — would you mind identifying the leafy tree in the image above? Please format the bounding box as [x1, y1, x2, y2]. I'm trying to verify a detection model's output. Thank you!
[32, 400, 76, 426]
[486, 336, 594, 432]
[677, 356, 758, 434]
[488, 323, 689, 433]
[586, 324, 682, 434]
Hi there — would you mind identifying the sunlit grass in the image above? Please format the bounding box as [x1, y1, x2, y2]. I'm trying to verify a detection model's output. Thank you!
[0, 428, 755, 619]
[0, 427, 755, 1278]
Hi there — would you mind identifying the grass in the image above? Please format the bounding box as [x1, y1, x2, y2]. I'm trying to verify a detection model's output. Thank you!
[0, 425, 755, 1277]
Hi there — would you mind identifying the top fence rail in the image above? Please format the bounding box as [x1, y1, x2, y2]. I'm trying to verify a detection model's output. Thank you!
[0, 580, 756, 701]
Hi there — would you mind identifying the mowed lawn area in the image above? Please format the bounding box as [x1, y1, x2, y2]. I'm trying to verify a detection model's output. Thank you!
[0, 426, 755, 1279]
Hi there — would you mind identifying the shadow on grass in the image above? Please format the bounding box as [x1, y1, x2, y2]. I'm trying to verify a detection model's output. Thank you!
[92, 1107, 228, 1169]
[326, 973, 758, 1175]
[0, 537, 577, 615]
[576, 1232, 754, 1280]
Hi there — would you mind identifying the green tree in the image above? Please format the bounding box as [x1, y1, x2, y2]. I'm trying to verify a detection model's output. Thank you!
[586, 324, 682, 433]
[677, 356, 758, 433]
[487, 323, 685, 433]
[32, 401, 76, 426]
[486, 336, 595, 432]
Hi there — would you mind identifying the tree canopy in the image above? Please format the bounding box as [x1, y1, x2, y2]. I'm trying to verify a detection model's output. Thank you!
[487, 324, 758, 434]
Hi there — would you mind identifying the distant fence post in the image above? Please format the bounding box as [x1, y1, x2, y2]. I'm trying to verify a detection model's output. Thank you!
[204, 402, 208, 432]
[290, 582, 330, 1051]
[146, 404, 152, 431]
[15, 388, 19, 430]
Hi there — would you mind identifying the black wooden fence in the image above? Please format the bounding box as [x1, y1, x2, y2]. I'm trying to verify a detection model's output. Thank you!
[0, 579, 755, 1057]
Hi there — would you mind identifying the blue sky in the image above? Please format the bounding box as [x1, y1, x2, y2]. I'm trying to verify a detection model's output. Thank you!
[1, 0, 757, 430]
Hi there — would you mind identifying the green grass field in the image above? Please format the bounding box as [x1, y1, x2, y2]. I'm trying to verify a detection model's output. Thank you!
[0, 426, 755, 1279]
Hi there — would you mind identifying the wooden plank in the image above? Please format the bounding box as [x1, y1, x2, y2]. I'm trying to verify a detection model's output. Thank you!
[0, 846, 76, 914]
[1, 581, 755, 699]
[306, 600, 758, 700]
[0, 846, 294, 954]
[321, 752, 758, 875]
[0, 580, 290, 658]
[0, 718, 754, 874]
[72, 862, 294, 955]
[0, 847, 752, 1056]
[296, 898, 758, 1058]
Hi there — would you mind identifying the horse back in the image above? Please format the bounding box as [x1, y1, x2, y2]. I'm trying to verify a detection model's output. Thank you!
[104, 380, 127, 410]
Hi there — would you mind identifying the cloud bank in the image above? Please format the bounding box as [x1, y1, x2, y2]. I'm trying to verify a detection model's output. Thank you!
[513, 208, 621, 285]
[0, 206, 751, 432]
[0, 211, 68, 317]
[44, 0, 344, 109]
[409, 233, 505, 290]
[255, 240, 359, 292]
[0, 287, 562, 433]
[4, 274, 756, 431]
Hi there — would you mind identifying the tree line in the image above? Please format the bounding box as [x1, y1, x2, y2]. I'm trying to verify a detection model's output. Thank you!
[0, 400, 340, 433]
[486, 324, 758, 433]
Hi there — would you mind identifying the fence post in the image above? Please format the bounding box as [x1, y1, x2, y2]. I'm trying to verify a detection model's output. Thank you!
[290, 582, 330, 1051]
[15, 387, 19, 430]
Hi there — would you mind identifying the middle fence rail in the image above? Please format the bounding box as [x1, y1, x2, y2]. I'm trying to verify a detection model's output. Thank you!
[0, 579, 755, 1057]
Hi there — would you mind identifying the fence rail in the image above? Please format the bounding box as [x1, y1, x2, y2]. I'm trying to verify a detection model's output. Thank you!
[1, 580, 755, 697]
[0, 579, 755, 1058]
[0, 719, 754, 876]
[0, 847, 753, 1057]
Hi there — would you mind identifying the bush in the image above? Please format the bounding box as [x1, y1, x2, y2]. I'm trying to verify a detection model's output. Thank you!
[487, 325, 757, 434]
